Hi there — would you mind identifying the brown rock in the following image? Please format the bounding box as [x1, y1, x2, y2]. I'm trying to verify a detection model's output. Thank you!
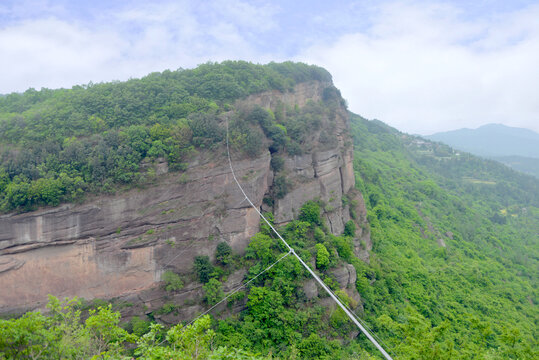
[0, 81, 370, 318]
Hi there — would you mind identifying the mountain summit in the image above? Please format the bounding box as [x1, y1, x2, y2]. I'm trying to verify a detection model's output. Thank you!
[426, 123, 539, 158]
[426, 123, 539, 177]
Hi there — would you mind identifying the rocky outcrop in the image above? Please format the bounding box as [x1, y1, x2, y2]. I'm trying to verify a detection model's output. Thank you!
[0, 81, 369, 315]
[0, 151, 270, 313]
[273, 147, 355, 235]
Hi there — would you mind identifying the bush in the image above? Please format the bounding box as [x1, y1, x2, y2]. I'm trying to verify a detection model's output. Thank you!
[299, 201, 321, 226]
[161, 270, 184, 292]
[243, 129, 263, 157]
[188, 112, 224, 146]
[203, 278, 224, 306]
[246, 233, 275, 265]
[273, 175, 291, 199]
[344, 220, 356, 237]
[216, 242, 232, 265]
[270, 156, 284, 173]
[332, 235, 353, 261]
[194, 256, 214, 283]
[128, 316, 151, 336]
[314, 227, 325, 243]
[315, 243, 330, 270]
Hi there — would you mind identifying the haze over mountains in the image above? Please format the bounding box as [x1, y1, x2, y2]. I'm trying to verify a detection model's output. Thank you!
[426, 123, 539, 178]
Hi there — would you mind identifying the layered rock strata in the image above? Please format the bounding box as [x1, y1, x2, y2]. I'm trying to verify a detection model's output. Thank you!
[0, 81, 369, 316]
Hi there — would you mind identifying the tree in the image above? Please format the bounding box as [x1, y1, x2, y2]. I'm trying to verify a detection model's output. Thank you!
[216, 242, 232, 265]
[245, 233, 275, 265]
[161, 270, 184, 292]
[315, 243, 330, 270]
[299, 201, 321, 226]
[203, 278, 224, 306]
[344, 220, 356, 237]
[194, 256, 214, 283]
[84, 304, 134, 356]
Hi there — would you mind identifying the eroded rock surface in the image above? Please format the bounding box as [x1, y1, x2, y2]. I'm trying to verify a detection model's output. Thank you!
[0, 81, 369, 316]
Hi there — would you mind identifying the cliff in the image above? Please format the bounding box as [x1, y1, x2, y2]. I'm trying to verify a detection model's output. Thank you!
[0, 81, 370, 317]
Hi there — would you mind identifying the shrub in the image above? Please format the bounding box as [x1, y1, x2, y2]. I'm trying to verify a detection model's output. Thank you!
[128, 316, 151, 336]
[194, 256, 214, 283]
[314, 227, 325, 243]
[270, 156, 284, 173]
[216, 242, 232, 265]
[332, 235, 353, 261]
[274, 175, 291, 199]
[203, 278, 224, 306]
[246, 233, 275, 264]
[315, 243, 330, 270]
[344, 220, 356, 237]
[299, 201, 321, 226]
[161, 270, 184, 292]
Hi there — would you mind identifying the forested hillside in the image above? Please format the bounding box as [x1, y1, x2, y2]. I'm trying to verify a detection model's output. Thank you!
[0, 64, 537, 359]
[350, 114, 538, 358]
[426, 124, 539, 178]
[0, 61, 331, 213]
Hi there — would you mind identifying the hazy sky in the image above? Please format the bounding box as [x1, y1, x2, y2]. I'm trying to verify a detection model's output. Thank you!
[1, 0, 538, 134]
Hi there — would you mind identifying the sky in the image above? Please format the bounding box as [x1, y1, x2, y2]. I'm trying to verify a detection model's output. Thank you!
[1, 0, 538, 135]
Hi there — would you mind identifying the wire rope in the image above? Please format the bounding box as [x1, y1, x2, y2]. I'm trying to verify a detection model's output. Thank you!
[224, 119, 394, 360]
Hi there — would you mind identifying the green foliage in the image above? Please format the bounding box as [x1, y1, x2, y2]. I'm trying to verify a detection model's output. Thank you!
[135, 315, 217, 359]
[228, 117, 264, 158]
[273, 175, 291, 199]
[127, 316, 151, 337]
[330, 235, 354, 262]
[0, 296, 267, 359]
[315, 243, 330, 270]
[161, 270, 184, 292]
[348, 113, 539, 359]
[299, 200, 321, 226]
[314, 227, 325, 243]
[216, 242, 232, 265]
[203, 278, 224, 306]
[194, 256, 214, 284]
[297, 333, 335, 359]
[344, 220, 356, 237]
[0, 61, 329, 213]
[245, 233, 276, 265]
[270, 155, 284, 173]
[0, 296, 134, 359]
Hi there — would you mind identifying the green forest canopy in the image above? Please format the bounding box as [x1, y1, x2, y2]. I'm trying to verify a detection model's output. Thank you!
[0, 61, 333, 212]
[0, 64, 537, 359]
[2, 113, 537, 359]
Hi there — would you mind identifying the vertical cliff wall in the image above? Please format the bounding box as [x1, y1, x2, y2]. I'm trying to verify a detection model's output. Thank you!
[0, 81, 369, 315]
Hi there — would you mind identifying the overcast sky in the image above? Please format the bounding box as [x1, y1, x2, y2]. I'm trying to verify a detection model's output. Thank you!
[1, 0, 538, 135]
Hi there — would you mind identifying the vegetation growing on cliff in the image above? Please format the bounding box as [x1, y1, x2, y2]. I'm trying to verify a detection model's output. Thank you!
[0, 202, 371, 359]
[0, 296, 265, 359]
[1, 66, 537, 359]
[349, 114, 538, 359]
[0, 61, 333, 213]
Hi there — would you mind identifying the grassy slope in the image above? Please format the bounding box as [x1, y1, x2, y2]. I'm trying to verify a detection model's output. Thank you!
[350, 113, 538, 359]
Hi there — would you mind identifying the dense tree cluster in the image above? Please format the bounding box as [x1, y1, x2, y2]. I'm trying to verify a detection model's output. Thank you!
[0, 297, 264, 359]
[0, 61, 332, 213]
[1, 64, 537, 359]
[349, 113, 538, 359]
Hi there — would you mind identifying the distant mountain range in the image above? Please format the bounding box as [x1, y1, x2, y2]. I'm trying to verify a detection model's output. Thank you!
[425, 124, 539, 178]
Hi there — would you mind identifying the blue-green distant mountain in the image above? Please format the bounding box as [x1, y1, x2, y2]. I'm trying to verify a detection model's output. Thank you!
[426, 124, 539, 177]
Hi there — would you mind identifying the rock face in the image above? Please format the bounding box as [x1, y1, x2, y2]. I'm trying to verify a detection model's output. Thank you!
[0, 81, 369, 315]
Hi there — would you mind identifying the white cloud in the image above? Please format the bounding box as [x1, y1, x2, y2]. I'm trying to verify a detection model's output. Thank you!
[299, 2, 539, 134]
[1, 0, 537, 135]
[0, 0, 279, 93]
[0, 18, 125, 90]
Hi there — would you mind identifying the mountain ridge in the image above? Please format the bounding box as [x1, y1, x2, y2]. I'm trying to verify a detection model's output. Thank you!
[425, 123, 539, 158]
[425, 123, 539, 177]
[0, 63, 537, 359]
